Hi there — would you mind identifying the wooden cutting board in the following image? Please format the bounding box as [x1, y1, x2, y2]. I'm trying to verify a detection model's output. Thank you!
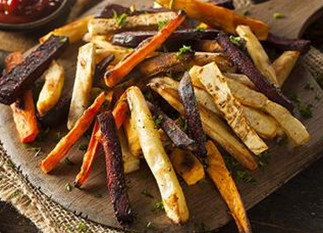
[1, 0, 323, 232]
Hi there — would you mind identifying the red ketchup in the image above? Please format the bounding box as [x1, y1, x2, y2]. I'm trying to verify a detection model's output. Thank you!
[0, 0, 63, 24]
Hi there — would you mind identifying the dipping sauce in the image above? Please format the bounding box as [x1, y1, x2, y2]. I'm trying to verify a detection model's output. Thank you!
[0, 0, 63, 24]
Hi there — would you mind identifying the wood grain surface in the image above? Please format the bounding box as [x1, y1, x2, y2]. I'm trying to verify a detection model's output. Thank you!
[0, 0, 323, 232]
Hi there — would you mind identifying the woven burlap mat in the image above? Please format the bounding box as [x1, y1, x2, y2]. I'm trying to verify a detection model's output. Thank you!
[1, 1, 323, 232]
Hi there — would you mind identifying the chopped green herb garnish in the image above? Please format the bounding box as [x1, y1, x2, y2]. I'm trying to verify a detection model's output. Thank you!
[176, 45, 193, 58]
[63, 158, 75, 166]
[304, 82, 314, 90]
[157, 19, 169, 30]
[146, 221, 153, 228]
[236, 170, 257, 184]
[141, 189, 154, 198]
[258, 151, 271, 168]
[229, 35, 243, 47]
[153, 114, 164, 128]
[273, 12, 285, 19]
[288, 92, 300, 103]
[55, 131, 62, 142]
[78, 144, 88, 152]
[298, 103, 313, 119]
[65, 183, 72, 192]
[152, 200, 165, 212]
[25, 145, 42, 157]
[195, 24, 206, 31]
[243, 9, 249, 16]
[113, 10, 128, 27]
[178, 117, 188, 132]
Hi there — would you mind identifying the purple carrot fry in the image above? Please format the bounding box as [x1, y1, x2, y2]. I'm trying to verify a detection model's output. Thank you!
[0, 35, 69, 105]
[97, 111, 133, 225]
[217, 32, 294, 111]
[178, 72, 207, 162]
[266, 33, 311, 55]
[147, 101, 198, 152]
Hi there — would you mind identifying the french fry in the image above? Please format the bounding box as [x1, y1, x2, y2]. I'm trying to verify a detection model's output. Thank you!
[170, 148, 205, 185]
[112, 93, 130, 129]
[206, 141, 251, 233]
[264, 101, 310, 145]
[5, 52, 39, 143]
[88, 11, 177, 36]
[123, 115, 142, 158]
[11, 91, 40, 143]
[156, 0, 270, 40]
[242, 106, 280, 139]
[224, 73, 255, 89]
[37, 60, 65, 116]
[67, 43, 95, 130]
[92, 38, 133, 65]
[98, 111, 133, 224]
[127, 86, 189, 224]
[40, 92, 106, 174]
[118, 129, 140, 174]
[197, 62, 268, 155]
[236, 25, 278, 85]
[272, 51, 300, 87]
[104, 10, 186, 87]
[74, 120, 101, 188]
[149, 77, 257, 170]
[40, 15, 94, 43]
[178, 72, 207, 160]
[226, 78, 310, 145]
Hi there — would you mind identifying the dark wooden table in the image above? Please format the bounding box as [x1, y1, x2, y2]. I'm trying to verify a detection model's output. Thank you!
[0, 4, 323, 233]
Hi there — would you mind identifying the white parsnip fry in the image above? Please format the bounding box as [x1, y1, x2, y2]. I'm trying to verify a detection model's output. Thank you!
[37, 60, 65, 116]
[40, 15, 94, 43]
[127, 86, 189, 224]
[272, 51, 300, 87]
[236, 25, 278, 85]
[92, 38, 133, 65]
[226, 78, 310, 145]
[206, 141, 252, 233]
[67, 43, 95, 130]
[118, 129, 140, 174]
[197, 62, 268, 155]
[88, 12, 177, 36]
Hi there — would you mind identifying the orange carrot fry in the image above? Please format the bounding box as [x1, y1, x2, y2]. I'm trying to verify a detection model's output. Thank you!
[40, 92, 106, 174]
[112, 97, 129, 130]
[5, 52, 40, 143]
[104, 10, 186, 87]
[74, 120, 100, 187]
[206, 140, 251, 233]
[74, 94, 129, 187]
[156, 0, 269, 40]
[11, 90, 40, 143]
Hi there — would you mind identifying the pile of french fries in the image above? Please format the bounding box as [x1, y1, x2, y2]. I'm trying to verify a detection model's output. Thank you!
[5, 0, 311, 231]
